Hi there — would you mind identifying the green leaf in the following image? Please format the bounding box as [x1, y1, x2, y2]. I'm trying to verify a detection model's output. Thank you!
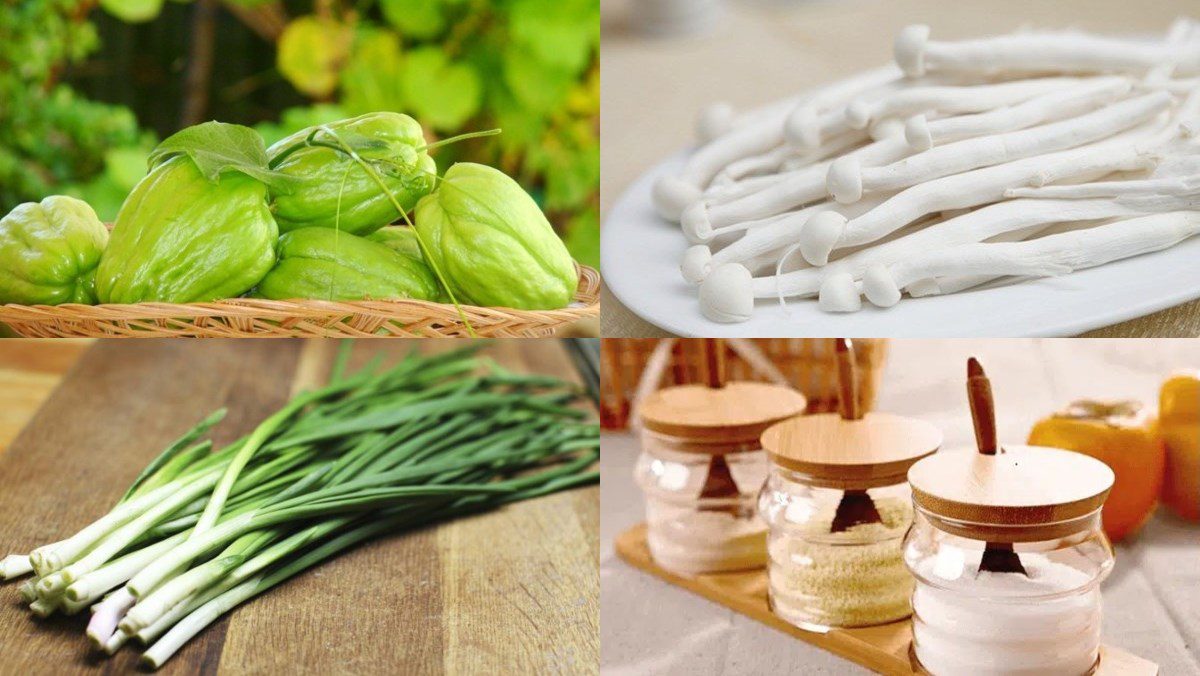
[99, 0, 165, 23]
[508, 0, 596, 75]
[277, 17, 351, 98]
[564, 206, 599, 269]
[502, 43, 575, 114]
[341, 30, 407, 116]
[380, 0, 446, 40]
[401, 48, 482, 132]
[148, 122, 299, 192]
[490, 88, 548, 155]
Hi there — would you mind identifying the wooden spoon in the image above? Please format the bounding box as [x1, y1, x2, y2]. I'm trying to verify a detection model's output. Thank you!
[830, 338, 884, 533]
[697, 339, 744, 516]
[967, 357, 1028, 576]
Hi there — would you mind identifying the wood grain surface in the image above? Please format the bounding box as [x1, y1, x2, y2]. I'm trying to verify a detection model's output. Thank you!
[0, 339, 599, 675]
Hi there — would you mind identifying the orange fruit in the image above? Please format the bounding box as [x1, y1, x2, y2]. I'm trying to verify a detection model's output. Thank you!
[1159, 371, 1200, 522]
[1029, 400, 1164, 542]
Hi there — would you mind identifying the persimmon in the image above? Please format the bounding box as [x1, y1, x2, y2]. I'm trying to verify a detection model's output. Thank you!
[1028, 400, 1164, 542]
[1159, 371, 1200, 522]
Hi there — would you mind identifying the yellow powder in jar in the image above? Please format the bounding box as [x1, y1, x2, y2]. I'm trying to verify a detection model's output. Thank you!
[767, 497, 913, 628]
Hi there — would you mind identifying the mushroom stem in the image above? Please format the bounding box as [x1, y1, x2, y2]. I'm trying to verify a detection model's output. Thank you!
[844, 77, 1079, 131]
[895, 24, 1200, 79]
[863, 211, 1200, 309]
[904, 77, 1132, 150]
[829, 91, 1170, 203]
[800, 119, 1169, 265]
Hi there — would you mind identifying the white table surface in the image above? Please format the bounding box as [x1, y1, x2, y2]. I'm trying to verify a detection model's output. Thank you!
[600, 339, 1200, 675]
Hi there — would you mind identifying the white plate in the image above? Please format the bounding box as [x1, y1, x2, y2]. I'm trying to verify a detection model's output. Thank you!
[602, 153, 1200, 337]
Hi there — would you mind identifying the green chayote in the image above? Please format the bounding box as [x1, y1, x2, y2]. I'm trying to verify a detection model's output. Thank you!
[267, 112, 436, 236]
[256, 227, 440, 302]
[95, 155, 278, 304]
[0, 196, 109, 305]
[366, 225, 424, 262]
[413, 162, 577, 310]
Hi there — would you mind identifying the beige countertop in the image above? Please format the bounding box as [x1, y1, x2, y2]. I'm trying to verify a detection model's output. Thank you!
[600, 0, 1200, 338]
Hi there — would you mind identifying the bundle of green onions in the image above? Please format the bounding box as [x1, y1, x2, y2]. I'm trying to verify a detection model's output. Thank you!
[0, 345, 598, 669]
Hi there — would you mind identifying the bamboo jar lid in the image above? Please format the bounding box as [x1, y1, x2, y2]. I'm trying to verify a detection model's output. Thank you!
[760, 412, 942, 489]
[908, 444, 1115, 541]
[637, 381, 807, 448]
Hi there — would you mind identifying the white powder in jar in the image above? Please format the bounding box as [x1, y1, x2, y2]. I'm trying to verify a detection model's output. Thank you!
[767, 497, 913, 629]
[645, 501, 767, 576]
[912, 551, 1100, 676]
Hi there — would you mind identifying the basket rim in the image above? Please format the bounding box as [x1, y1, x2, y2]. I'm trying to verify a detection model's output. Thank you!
[0, 264, 599, 325]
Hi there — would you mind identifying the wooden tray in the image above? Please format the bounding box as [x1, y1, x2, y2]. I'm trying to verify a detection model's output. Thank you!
[616, 523, 1157, 676]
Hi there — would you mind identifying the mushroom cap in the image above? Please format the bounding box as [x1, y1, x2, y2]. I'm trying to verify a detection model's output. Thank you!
[863, 264, 902, 307]
[699, 263, 754, 323]
[799, 210, 847, 265]
[904, 114, 933, 151]
[784, 105, 821, 151]
[680, 245, 714, 284]
[696, 102, 736, 143]
[652, 176, 702, 222]
[845, 99, 872, 130]
[817, 272, 861, 312]
[870, 117, 906, 142]
[894, 24, 931, 78]
[680, 201, 715, 244]
[827, 156, 864, 204]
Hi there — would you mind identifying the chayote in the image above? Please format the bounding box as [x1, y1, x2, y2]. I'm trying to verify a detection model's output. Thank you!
[366, 225, 425, 261]
[0, 195, 109, 305]
[413, 163, 577, 310]
[267, 112, 436, 236]
[95, 155, 278, 304]
[255, 227, 440, 302]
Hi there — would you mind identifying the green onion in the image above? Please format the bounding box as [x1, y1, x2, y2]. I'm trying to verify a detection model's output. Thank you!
[1, 345, 597, 668]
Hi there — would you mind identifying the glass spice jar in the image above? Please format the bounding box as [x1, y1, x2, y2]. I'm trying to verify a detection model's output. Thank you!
[904, 445, 1116, 676]
[757, 412, 942, 631]
[634, 382, 807, 577]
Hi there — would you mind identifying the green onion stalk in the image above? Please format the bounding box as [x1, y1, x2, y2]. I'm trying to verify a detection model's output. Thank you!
[0, 342, 598, 668]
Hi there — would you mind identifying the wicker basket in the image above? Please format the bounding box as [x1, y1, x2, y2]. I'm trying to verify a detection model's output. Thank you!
[600, 338, 888, 430]
[0, 265, 600, 338]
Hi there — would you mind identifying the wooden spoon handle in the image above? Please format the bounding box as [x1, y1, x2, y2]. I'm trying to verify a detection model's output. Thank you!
[835, 338, 863, 421]
[967, 357, 998, 456]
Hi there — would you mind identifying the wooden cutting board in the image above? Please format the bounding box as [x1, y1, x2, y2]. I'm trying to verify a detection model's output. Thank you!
[0, 340, 599, 675]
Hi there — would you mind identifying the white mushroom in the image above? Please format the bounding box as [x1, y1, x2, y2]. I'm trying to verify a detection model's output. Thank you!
[682, 195, 888, 281]
[902, 77, 1131, 150]
[843, 77, 1078, 131]
[827, 90, 1171, 203]
[655, 67, 902, 221]
[798, 118, 1174, 265]
[816, 194, 1199, 309]
[699, 263, 756, 323]
[682, 125, 912, 241]
[1005, 173, 1200, 199]
[862, 211, 1200, 307]
[894, 24, 1200, 79]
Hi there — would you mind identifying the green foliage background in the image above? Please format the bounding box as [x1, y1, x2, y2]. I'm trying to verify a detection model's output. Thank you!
[0, 0, 600, 268]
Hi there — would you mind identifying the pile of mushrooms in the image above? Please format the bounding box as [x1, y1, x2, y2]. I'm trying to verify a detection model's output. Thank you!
[653, 21, 1200, 323]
